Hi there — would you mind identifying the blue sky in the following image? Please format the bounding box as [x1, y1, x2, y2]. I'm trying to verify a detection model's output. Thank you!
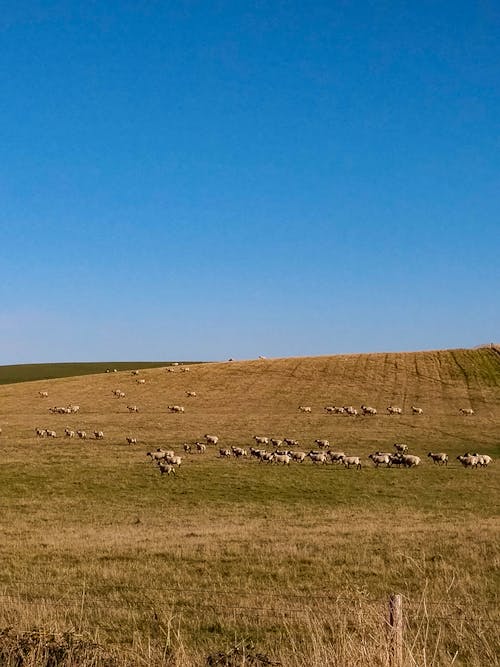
[1, 1, 499, 363]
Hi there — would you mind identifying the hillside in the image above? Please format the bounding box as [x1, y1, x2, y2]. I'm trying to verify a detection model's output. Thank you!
[0, 347, 499, 666]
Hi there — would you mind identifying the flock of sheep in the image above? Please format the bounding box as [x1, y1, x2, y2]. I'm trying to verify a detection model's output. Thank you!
[10, 366, 491, 481]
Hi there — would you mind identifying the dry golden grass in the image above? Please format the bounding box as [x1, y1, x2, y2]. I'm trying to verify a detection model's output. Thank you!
[0, 348, 499, 665]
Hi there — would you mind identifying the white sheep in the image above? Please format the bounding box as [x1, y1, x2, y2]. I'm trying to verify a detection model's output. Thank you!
[76, 430, 87, 439]
[328, 451, 345, 463]
[369, 453, 391, 467]
[393, 443, 408, 454]
[457, 454, 479, 468]
[195, 442, 207, 453]
[427, 452, 448, 465]
[94, 430, 104, 440]
[158, 462, 176, 476]
[400, 454, 421, 468]
[387, 406, 403, 415]
[314, 439, 329, 449]
[64, 428, 75, 438]
[343, 456, 362, 469]
[272, 452, 291, 465]
[219, 448, 231, 457]
[308, 451, 328, 464]
[411, 406, 424, 415]
[38, 391, 49, 398]
[186, 391, 197, 397]
[126, 437, 138, 445]
[361, 405, 377, 415]
[299, 405, 312, 413]
[167, 405, 185, 413]
[459, 408, 474, 416]
[204, 434, 219, 445]
[290, 451, 307, 463]
[254, 435, 269, 446]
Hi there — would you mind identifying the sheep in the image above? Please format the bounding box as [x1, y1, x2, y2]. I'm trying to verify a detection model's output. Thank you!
[94, 430, 104, 440]
[126, 437, 138, 445]
[183, 444, 192, 453]
[459, 408, 475, 416]
[411, 406, 424, 415]
[167, 405, 185, 413]
[324, 406, 336, 413]
[361, 405, 377, 415]
[387, 406, 403, 415]
[204, 434, 219, 445]
[132, 370, 139, 375]
[195, 442, 207, 453]
[290, 451, 307, 463]
[283, 438, 300, 447]
[38, 391, 49, 398]
[219, 448, 231, 458]
[328, 451, 346, 463]
[164, 455, 182, 467]
[369, 453, 391, 467]
[272, 452, 291, 465]
[250, 447, 263, 458]
[476, 454, 493, 467]
[158, 462, 176, 476]
[112, 389, 125, 398]
[64, 428, 75, 438]
[314, 439, 330, 449]
[344, 406, 358, 416]
[69, 405, 80, 414]
[393, 443, 408, 454]
[46, 430, 57, 438]
[136, 379, 146, 385]
[343, 456, 362, 469]
[388, 453, 404, 467]
[76, 430, 87, 439]
[259, 451, 275, 463]
[254, 436, 269, 446]
[231, 446, 248, 458]
[270, 438, 283, 448]
[427, 452, 448, 465]
[400, 454, 421, 468]
[308, 451, 328, 464]
[457, 454, 479, 468]
[35, 427, 46, 438]
[299, 406, 312, 413]
[186, 391, 197, 397]
[147, 450, 173, 462]
[127, 405, 139, 413]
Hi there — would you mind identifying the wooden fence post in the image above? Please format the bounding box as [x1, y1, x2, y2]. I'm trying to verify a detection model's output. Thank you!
[389, 594, 403, 667]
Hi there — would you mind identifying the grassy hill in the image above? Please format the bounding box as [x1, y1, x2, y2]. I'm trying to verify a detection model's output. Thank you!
[0, 348, 498, 666]
[0, 360, 198, 385]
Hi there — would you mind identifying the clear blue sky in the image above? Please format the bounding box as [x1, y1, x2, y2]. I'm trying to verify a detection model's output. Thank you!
[1, 1, 498, 363]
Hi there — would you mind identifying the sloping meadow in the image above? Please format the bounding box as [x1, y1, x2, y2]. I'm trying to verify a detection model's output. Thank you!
[0, 348, 499, 665]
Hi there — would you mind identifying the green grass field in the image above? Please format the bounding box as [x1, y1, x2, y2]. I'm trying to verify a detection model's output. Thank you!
[0, 349, 498, 665]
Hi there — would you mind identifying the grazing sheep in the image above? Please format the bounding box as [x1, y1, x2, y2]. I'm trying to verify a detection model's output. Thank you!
[35, 427, 46, 438]
[290, 451, 307, 463]
[136, 379, 146, 385]
[127, 405, 139, 413]
[126, 437, 138, 445]
[195, 442, 207, 453]
[204, 434, 219, 445]
[393, 443, 408, 454]
[231, 446, 248, 458]
[219, 448, 231, 458]
[344, 406, 358, 416]
[112, 389, 125, 398]
[272, 452, 291, 465]
[259, 451, 275, 463]
[476, 454, 493, 467]
[400, 454, 421, 468]
[64, 428, 75, 438]
[94, 430, 104, 440]
[361, 405, 377, 416]
[164, 455, 182, 467]
[411, 406, 424, 415]
[167, 405, 185, 413]
[186, 391, 197, 397]
[427, 452, 448, 465]
[299, 406, 312, 413]
[76, 430, 87, 439]
[343, 456, 362, 469]
[147, 450, 173, 462]
[369, 453, 391, 467]
[254, 435, 269, 446]
[38, 391, 49, 398]
[387, 406, 403, 415]
[158, 462, 176, 476]
[314, 439, 330, 449]
[183, 444, 192, 453]
[308, 451, 328, 464]
[46, 430, 57, 438]
[283, 438, 300, 447]
[457, 454, 479, 468]
[270, 438, 283, 448]
[328, 451, 346, 463]
[459, 408, 475, 416]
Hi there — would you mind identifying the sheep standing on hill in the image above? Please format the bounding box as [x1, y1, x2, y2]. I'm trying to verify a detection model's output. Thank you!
[94, 430, 104, 440]
[308, 451, 328, 464]
[361, 405, 377, 415]
[167, 405, 185, 413]
[459, 408, 475, 416]
[343, 456, 362, 469]
[299, 406, 312, 413]
[38, 391, 49, 398]
[411, 406, 424, 415]
[126, 437, 138, 445]
[127, 405, 139, 413]
[427, 452, 448, 465]
[457, 454, 479, 468]
[400, 454, 421, 468]
[369, 453, 391, 467]
[387, 406, 402, 415]
[76, 430, 87, 439]
[394, 443, 408, 454]
[204, 434, 219, 445]
[314, 439, 330, 449]
[344, 406, 358, 416]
